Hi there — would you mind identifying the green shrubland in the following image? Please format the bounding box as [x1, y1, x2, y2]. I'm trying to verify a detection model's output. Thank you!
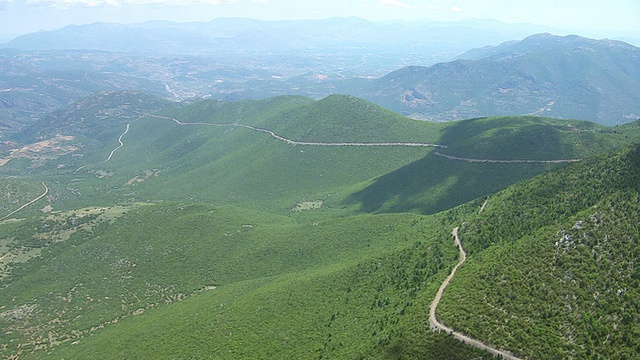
[438, 144, 640, 358]
[2, 93, 640, 359]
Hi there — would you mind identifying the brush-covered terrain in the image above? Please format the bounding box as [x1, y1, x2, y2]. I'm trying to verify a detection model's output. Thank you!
[438, 144, 640, 359]
[1, 92, 640, 359]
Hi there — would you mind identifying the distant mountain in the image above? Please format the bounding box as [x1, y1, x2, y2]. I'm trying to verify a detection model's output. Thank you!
[456, 32, 639, 60]
[0, 50, 167, 132]
[18, 90, 177, 141]
[1, 18, 554, 57]
[342, 34, 640, 126]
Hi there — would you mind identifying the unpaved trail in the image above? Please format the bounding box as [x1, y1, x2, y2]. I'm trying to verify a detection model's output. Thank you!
[478, 197, 489, 214]
[435, 151, 581, 164]
[148, 114, 446, 148]
[105, 123, 130, 162]
[429, 227, 522, 360]
[1, 181, 49, 220]
[75, 123, 130, 172]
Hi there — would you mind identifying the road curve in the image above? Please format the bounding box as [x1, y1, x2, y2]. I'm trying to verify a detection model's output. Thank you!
[75, 123, 130, 172]
[105, 123, 130, 162]
[429, 227, 522, 360]
[148, 114, 446, 148]
[1, 181, 49, 220]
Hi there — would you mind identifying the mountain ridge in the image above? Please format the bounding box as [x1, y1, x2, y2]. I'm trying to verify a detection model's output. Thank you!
[341, 34, 640, 125]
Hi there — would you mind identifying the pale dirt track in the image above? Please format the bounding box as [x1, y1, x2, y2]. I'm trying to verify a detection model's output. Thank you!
[75, 123, 130, 172]
[1, 181, 49, 220]
[429, 227, 522, 360]
[435, 151, 581, 164]
[148, 114, 446, 148]
[148, 115, 582, 165]
[105, 123, 130, 162]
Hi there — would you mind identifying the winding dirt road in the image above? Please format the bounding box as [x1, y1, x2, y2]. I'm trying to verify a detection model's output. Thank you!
[75, 123, 130, 172]
[429, 227, 522, 360]
[435, 151, 581, 164]
[148, 114, 446, 148]
[148, 115, 584, 166]
[1, 181, 49, 220]
[105, 123, 130, 162]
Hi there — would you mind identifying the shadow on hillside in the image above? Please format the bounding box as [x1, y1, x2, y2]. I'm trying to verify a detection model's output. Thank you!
[344, 151, 558, 215]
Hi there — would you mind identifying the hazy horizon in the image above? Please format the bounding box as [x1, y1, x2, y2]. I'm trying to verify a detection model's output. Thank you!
[0, 0, 638, 42]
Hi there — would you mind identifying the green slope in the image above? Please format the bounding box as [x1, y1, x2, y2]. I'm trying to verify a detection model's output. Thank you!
[345, 117, 640, 214]
[0, 202, 488, 359]
[437, 144, 640, 358]
[3, 93, 640, 359]
[11, 94, 639, 216]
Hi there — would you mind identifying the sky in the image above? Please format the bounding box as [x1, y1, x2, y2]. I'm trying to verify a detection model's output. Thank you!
[0, 0, 639, 39]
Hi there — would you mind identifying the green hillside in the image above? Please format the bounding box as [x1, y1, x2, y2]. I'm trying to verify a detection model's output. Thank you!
[437, 144, 640, 358]
[1, 202, 489, 359]
[7, 144, 639, 359]
[7, 94, 638, 215]
[0, 178, 47, 219]
[2, 93, 640, 359]
[346, 117, 640, 214]
[17, 90, 178, 142]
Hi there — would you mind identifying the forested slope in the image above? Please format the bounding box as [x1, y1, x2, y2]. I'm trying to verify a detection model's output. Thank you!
[438, 144, 640, 358]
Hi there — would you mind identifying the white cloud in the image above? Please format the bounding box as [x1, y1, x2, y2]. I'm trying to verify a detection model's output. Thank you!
[451, 5, 463, 12]
[378, 0, 413, 9]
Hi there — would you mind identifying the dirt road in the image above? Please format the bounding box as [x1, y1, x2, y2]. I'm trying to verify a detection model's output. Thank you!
[1, 181, 49, 220]
[435, 151, 580, 164]
[429, 227, 522, 360]
[148, 114, 446, 148]
[105, 123, 130, 162]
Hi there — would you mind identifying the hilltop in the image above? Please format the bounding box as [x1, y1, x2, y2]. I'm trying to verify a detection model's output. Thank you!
[5, 94, 639, 214]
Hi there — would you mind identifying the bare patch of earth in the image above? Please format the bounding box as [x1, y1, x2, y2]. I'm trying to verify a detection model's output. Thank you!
[89, 170, 114, 178]
[293, 200, 324, 212]
[0, 134, 82, 169]
[126, 169, 160, 186]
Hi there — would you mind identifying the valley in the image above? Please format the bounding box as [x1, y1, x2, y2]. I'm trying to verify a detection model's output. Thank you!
[1, 14, 640, 360]
[1, 92, 639, 359]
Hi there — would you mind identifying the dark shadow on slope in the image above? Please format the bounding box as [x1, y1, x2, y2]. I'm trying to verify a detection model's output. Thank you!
[437, 116, 580, 160]
[344, 117, 588, 214]
[344, 151, 561, 214]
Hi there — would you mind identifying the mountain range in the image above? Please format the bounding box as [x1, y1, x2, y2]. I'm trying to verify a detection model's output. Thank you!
[2, 23, 640, 129]
[2, 17, 555, 57]
[335, 33, 640, 125]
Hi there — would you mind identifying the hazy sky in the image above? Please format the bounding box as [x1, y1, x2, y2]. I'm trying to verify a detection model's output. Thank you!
[1, 0, 639, 37]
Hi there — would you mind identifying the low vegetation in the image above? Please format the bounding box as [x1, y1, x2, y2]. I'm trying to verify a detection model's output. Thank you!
[438, 144, 640, 358]
[2, 93, 640, 359]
